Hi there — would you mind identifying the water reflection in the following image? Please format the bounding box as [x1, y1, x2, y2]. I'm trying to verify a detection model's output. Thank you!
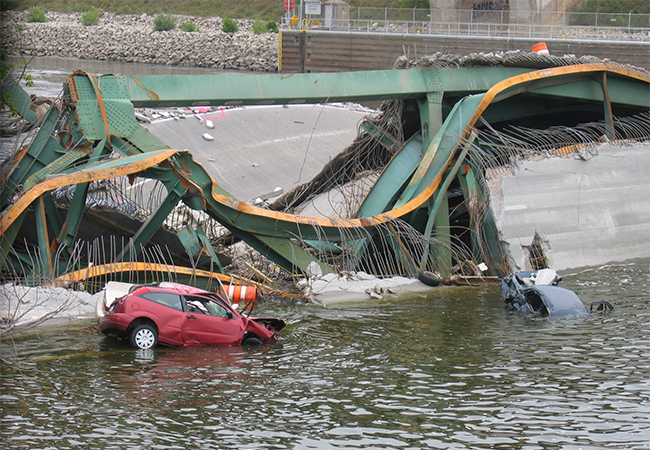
[1, 260, 649, 449]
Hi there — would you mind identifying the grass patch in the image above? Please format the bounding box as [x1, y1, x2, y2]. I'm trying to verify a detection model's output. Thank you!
[153, 13, 176, 31]
[252, 18, 279, 33]
[8, 0, 426, 21]
[179, 18, 200, 32]
[13, 0, 289, 21]
[26, 5, 48, 22]
[81, 6, 100, 26]
[266, 20, 278, 33]
[252, 18, 266, 34]
[1, 0, 20, 11]
[222, 17, 238, 33]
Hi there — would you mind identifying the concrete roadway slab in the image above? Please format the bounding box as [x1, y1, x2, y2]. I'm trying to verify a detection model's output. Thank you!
[144, 104, 371, 203]
[489, 142, 650, 271]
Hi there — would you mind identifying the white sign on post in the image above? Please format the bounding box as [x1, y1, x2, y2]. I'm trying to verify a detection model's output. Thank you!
[305, 1, 321, 15]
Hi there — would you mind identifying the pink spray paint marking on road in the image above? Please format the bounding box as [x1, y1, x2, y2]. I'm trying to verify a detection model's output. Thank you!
[187, 106, 226, 121]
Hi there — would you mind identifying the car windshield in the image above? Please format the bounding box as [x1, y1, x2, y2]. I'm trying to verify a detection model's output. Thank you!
[198, 292, 230, 307]
[185, 295, 232, 318]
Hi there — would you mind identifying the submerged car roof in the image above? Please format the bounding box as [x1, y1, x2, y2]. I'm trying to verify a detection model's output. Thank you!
[533, 285, 589, 317]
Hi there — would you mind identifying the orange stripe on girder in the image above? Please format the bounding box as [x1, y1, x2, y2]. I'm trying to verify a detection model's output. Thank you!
[0, 149, 181, 235]
[53, 262, 234, 285]
[203, 63, 649, 231]
[89, 74, 111, 137]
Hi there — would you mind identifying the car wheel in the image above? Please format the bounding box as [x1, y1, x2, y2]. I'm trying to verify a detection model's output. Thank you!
[130, 324, 158, 349]
[243, 335, 263, 347]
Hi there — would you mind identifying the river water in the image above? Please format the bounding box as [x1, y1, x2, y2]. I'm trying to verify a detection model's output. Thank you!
[2, 57, 650, 449]
[5, 55, 229, 97]
[2, 56, 231, 159]
[1, 260, 649, 449]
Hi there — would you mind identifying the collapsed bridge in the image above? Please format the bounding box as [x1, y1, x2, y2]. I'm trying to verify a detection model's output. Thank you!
[1, 53, 649, 290]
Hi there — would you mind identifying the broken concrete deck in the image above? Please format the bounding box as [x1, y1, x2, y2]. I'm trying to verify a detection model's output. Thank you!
[144, 104, 371, 204]
[488, 142, 650, 271]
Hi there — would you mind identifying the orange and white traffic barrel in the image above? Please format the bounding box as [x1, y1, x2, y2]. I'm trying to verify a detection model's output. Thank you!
[532, 42, 550, 55]
[226, 284, 258, 303]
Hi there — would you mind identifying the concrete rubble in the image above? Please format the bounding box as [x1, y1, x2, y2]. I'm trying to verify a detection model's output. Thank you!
[487, 141, 650, 272]
[298, 269, 433, 304]
[1, 284, 97, 333]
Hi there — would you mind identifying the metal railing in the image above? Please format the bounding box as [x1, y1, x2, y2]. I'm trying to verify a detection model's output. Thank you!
[282, 7, 650, 41]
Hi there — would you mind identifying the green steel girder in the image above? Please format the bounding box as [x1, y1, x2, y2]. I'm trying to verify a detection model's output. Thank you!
[120, 68, 531, 108]
[1, 73, 39, 124]
[54, 140, 109, 257]
[23, 144, 93, 191]
[59, 182, 90, 250]
[116, 179, 186, 263]
[177, 227, 224, 273]
[355, 133, 423, 218]
[360, 119, 399, 150]
[4, 64, 649, 279]
[255, 234, 335, 275]
[419, 132, 477, 270]
[0, 105, 65, 208]
[457, 167, 480, 259]
[1, 148, 183, 234]
[0, 210, 26, 270]
[34, 197, 53, 279]
[598, 73, 616, 140]
[345, 133, 424, 272]
[396, 94, 484, 209]
[433, 194, 453, 272]
[72, 73, 140, 141]
[42, 192, 63, 238]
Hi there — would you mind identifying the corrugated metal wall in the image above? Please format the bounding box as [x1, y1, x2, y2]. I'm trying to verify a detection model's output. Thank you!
[280, 31, 650, 73]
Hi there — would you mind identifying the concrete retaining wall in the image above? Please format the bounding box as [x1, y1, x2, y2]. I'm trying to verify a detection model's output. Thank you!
[280, 30, 650, 73]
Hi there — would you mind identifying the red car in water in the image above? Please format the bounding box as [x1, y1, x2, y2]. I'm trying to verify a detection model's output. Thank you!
[99, 283, 284, 349]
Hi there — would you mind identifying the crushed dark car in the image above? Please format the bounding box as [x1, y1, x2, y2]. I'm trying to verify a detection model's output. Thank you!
[501, 269, 609, 317]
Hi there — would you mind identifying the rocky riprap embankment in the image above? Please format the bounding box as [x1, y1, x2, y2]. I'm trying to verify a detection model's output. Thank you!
[0, 11, 279, 72]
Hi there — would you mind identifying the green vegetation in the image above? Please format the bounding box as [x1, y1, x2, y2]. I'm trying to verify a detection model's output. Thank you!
[179, 18, 200, 32]
[80, 6, 99, 26]
[348, 0, 428, 7]
[13, 0, 286, 21]
[8, 1, 430, 22]
[1, 52, 34, 116]
[0, 0, 20, 11]
[222, 17, 238, 33]
[569, 0, 650, 27]
[252, 18, 266, 34]
[252, 19, 278, 34]
[153, 12, 176, 31]
[570, 0, 649, 14]
[26, 5, 47, 22]
[266, 20, 278, 33]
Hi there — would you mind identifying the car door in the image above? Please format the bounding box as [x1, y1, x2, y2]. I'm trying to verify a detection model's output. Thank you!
[138, 291, 185, 345]
[181, 295, 245, 346]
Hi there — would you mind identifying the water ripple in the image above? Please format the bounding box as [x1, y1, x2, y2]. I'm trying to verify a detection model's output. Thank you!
[1, 261, 649, 448]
